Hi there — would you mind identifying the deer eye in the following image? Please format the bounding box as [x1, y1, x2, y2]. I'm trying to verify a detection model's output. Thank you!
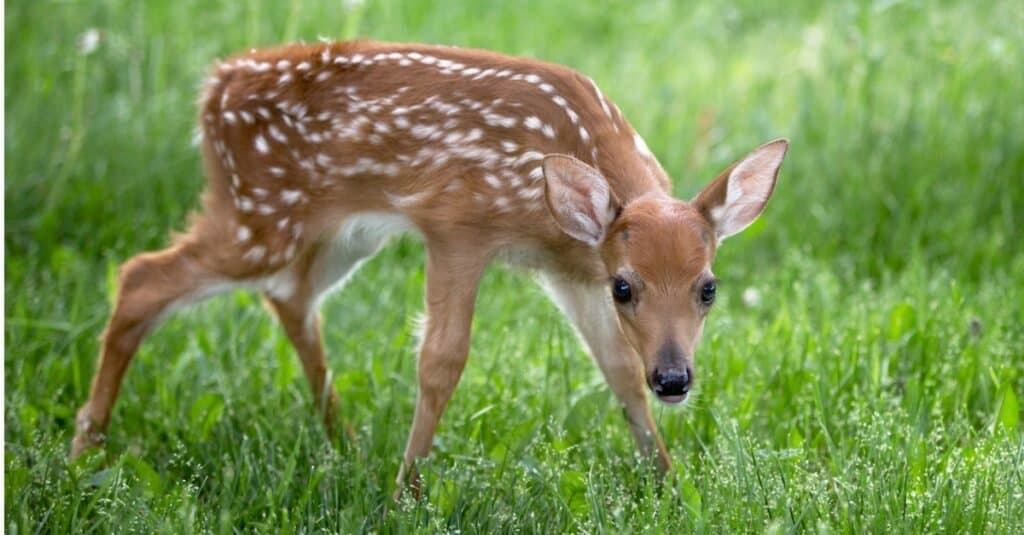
[611, 277, 632, 304]
[700, 281, 717, 306]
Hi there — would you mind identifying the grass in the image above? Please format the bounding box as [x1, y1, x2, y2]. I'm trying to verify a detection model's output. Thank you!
[5, 0, 1024, 532]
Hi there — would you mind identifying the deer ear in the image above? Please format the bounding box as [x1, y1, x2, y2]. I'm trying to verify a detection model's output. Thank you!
[693, 138, 788, 242]
[542, 154, 618, 246]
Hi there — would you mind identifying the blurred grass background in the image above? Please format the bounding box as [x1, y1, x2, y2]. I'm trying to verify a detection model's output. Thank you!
[5, 0, 1023, 532]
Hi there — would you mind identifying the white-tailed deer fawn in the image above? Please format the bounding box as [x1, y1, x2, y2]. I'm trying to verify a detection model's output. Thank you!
[71, 40, 787, 495]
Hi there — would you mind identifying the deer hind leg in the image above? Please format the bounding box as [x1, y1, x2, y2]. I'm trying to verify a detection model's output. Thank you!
[539, 274, 672, 475]
[260, 215, 403, 440]
[263, 291, 342, 438]
[71, 239, 238, 458]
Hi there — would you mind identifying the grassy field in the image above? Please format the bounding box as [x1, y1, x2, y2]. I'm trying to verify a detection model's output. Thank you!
[5, 0, 1023, 532]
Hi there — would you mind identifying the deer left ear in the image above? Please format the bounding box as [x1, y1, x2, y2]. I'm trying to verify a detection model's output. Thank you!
[542, 154, 619, 246]
[693, 138, 788, 242]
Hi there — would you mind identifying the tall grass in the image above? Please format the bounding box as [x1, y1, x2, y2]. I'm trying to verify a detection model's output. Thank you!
[5, 0, 1023, 532]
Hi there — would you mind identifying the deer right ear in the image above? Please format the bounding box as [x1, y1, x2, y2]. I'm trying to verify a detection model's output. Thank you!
[542, 155, 618, 246]
[693, 138, 788, 242]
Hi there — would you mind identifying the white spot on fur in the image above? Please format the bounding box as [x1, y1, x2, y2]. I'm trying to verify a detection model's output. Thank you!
[510, 151, 544, 166]
[268, 124, 287, 143]
[590, 77, 614, 122]
[519, 186, 543, 200]
[236, 225, 252, 242]
[411, 124, 438, 139]
[387, 189, 433, 208]
[634, 132, 652, 157]
[244, 245, 267, 262]
[281, 189, 304, 205]
[483, 173, 501, 188]
[483, 113, 517, 128]
[254, 134, 269, 154]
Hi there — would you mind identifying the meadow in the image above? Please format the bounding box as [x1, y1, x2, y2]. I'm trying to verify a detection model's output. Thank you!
[5, 0, 1023, 532]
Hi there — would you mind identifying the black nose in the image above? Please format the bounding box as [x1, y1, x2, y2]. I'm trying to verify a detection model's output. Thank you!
[653, 367, 691, 396]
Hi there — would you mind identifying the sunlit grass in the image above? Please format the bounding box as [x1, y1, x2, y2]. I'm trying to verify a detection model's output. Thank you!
[5, 0, 1023, 532]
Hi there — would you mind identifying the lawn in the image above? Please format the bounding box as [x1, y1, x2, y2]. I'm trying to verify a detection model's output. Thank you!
[5, 0, 1023, 532]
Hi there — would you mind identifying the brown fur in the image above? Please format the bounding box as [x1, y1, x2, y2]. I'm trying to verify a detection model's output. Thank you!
[70, 39, 787, 497]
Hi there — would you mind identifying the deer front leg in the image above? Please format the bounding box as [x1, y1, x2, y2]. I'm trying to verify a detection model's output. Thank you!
[540, 275, 671, 474]
[394, 242, 487, 499]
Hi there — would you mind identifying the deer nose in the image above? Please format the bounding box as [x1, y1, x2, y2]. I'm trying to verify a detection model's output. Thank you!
[652, 367, 691, 400]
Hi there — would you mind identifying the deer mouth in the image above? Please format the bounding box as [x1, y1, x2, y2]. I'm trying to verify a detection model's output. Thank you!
[655, 393, 688, 404]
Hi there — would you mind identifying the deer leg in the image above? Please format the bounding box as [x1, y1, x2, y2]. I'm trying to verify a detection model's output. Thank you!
[394, 243, 487, 499]
[261, 217, 396, 439]
[72, 242, 233, 458]
[540, 274, 672, 475]
[263, 296, 344, 438]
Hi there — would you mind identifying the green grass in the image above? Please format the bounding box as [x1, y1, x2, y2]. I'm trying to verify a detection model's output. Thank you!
[5, 0, 1024, 532]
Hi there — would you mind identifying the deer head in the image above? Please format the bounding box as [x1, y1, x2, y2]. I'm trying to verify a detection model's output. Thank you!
[543, 139, 788, 402]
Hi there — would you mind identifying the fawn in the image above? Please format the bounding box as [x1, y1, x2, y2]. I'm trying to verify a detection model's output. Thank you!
[71, 40, 787, 495]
